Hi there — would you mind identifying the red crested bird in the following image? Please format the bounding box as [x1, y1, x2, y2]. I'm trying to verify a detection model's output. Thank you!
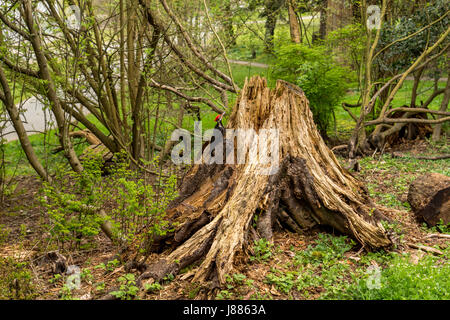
[214, 112, 226, 134]
[201, 112, 226, 156]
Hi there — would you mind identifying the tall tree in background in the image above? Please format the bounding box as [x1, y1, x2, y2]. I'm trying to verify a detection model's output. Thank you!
[288, 0, 301, 43]
[318, 0, 327, 40]
[223, 0, 236, 46]
[262, 0, 284, 52]
[326, 0, 353, 34]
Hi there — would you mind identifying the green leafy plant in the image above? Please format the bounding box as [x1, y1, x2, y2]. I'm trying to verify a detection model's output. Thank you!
[110, 273, 140, 300]
[264, 234, 356, 297]
[326, 23, 366, 73]
[40, 154, 105, 250]
[163, 273, 175, 283]
[327, 250, 450, 300]
[59, 284, 77, 300]
[39, 152, 178, 252]
[106, 259, 120, 272]
[232, 273, 247, 285]
[0, 257, 37, 299]
[250, 238, 274, 262]
[144, 282, 162, 293]
[94, 282, 106, 293]
[422, 220, 450, 235]
[81, 269, 93, 284]
[295, 233, 355, 267]
[94, 263, 106, 271]
[0, 224, 10, 244]
[216, 289, 233, 300]
[187, 284, 201, 299]
[265, 269, 296, 294]
[270, 44, 354, 136]
[48, 273, 62, 285]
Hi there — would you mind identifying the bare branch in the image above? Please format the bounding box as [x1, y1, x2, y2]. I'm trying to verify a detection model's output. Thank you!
[149, 79, 224, 114]
[386, 107, 450, 117]
[365, 116, 450, 126]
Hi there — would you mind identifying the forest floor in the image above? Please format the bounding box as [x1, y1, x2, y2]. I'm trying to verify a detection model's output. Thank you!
[0, 137, 448, 300]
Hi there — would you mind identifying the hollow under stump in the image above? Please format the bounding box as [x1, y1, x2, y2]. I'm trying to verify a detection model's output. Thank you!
[138, 77, 393, 289]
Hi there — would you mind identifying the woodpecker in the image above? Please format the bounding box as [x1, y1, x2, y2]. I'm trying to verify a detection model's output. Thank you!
[212, 112, 226, 146]
[202, 112, 226, 157]
[214, 112, 226, 135]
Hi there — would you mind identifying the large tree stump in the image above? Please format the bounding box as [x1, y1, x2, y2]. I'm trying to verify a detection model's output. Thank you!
[408, 173, 450, 226]
[140, 77, 392, 287]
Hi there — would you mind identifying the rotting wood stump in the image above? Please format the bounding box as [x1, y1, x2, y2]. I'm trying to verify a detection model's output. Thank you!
[139, 77, 392, 288]
[408, 173, 450, 226]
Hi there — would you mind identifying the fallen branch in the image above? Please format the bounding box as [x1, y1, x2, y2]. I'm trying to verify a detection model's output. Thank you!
[391, 152, 450, 160]
[70, 130, 102, 145]
[331, 144, 348, 152]
[423, 233, 450, 240]
[408, 243, 443, 255]
[365, 116, 450, 126]
[386, 107, 450, 118]
[149, 79, 224, 114]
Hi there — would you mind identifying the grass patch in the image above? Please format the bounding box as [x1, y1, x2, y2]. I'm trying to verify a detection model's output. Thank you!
[259, 233, 449, 300]
[326, 248, 450, 300]
[358, 151, 449, 209]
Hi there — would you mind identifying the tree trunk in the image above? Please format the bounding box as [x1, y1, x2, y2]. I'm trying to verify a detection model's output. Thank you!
[0, 67, 51, 182]
[432, 70, 450, 142]
[288, 0, 301, 43]
[139, 77, 392, 288]
[326, 0, 353, 34]
[264, 11, 277, 52]
[22, 0, 83, 173]
[263, 0, 283, 52]
[318, 0, 327, 40]
[223, 2, 236, 46]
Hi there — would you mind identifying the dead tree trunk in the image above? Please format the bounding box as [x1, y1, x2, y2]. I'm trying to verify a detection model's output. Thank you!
[140, 77, 392, 287]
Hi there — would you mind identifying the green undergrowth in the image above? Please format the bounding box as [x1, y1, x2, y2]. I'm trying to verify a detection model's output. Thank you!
[326, 247, 450, 300]
[359, 149, 450, 210]
[214, 233, 449, 300]
[0, 257, 37, 299]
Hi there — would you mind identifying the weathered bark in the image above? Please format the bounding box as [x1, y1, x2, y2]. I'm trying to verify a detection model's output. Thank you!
[408, 173, 450, 226]
[139, 77, 392, 288]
